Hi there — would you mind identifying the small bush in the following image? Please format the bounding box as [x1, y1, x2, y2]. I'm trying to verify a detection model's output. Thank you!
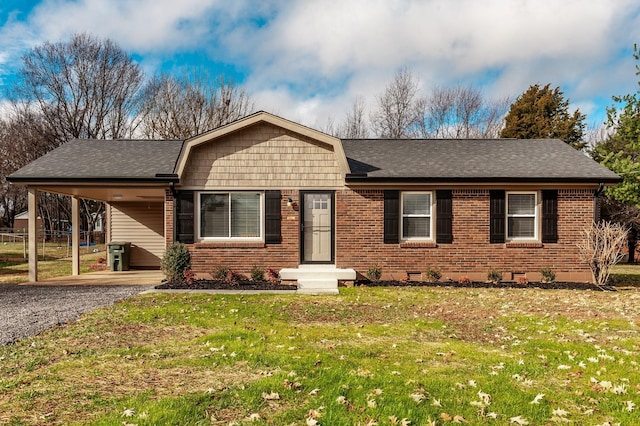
[367, 265, 382, 282]
[161, 243, 191, 283]
[540, 267, 556, 283]
[213, 266, 230, 280]
[225, 269, 243, 285]
[424, 267, 442, 282]
[265, 267, 280, 284]
[458, 276, 471, 284]
[516, 275, 529, 286]
[250, 265, 265, 281]
[183, 269, 196, 285]
[487, 268, 503, 284]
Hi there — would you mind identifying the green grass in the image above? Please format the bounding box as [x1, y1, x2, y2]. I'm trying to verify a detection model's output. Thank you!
[0, 242, 106, 283]
[610, 262, 640, 286]
[1, 286, 639, 425]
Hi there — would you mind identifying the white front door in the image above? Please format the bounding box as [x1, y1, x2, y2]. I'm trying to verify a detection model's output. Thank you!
[302, 192, 333, 263]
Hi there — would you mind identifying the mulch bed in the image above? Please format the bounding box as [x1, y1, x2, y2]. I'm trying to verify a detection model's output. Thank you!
[157, 279, 616, 291]
[156, 279, 296, 291]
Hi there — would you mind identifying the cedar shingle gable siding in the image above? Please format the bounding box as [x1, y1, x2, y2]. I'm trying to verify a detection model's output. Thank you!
[181, 123, 344, 189]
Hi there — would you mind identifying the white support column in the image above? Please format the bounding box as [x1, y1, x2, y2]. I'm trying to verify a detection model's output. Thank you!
[28, 187, 38, 282]
[72, 196, 80, 276]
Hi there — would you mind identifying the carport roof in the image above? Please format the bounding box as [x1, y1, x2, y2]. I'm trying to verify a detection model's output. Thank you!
[8, 139, 183, 183]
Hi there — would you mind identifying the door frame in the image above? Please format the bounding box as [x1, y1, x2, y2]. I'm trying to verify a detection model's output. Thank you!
[299, 190, 335, 264]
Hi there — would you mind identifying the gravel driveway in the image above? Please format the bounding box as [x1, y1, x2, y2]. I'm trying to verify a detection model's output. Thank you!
[0, 284, 149, 345]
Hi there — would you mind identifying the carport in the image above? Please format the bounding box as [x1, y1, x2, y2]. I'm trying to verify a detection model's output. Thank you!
[8, 139, 183, 281]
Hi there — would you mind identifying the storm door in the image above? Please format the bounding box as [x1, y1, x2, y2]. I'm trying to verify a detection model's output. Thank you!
[300, 191, 334, 263]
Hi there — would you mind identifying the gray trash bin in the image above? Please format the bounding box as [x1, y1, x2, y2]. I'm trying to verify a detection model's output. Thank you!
[107, 242, 131, 271]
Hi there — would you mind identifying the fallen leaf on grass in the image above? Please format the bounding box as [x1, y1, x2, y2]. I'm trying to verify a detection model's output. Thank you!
[262, 391, 280, 400]
[530, 393, 544, 404]
[509, 415, 529, 425]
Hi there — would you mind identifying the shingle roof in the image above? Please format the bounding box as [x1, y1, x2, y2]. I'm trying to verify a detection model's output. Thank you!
[9, 139, 184, 182]
[342, 138, 621, 183]
[9, 135, 620, 185]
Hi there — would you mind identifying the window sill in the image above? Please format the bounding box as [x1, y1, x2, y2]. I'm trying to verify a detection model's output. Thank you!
[400, 241, 437, 248]
[194, 242, 266, 249]
[505, 241, 543, 248]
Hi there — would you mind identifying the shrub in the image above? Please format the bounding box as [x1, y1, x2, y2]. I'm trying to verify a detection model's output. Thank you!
[516, 275, 529, 286]
[213, 266, 230, 280]
[458, 276, 471, 284]
[161, 243, 191, 283]
[540, 267, 556, 283]
[250, 265, 265, 281]
[265, 267, 280, 284]
[424, 266, 442, 282]
[225, 269, 243, 285]
[367, 265, 382, 282]
[487, 268, 503, 284]
[577, 221, 628, 287]
[183, 269, 196, 285]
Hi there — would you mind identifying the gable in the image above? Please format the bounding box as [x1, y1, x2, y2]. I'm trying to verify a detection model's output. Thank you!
[180, 122, 345, 189]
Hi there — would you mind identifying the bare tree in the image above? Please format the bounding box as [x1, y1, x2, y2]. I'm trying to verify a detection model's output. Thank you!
[425, 85, 509, 138]
[138, 72, 254, 139]
[577, 221, 628, 287]
[18, 32, 145, 144]
[0, 104, 59, 228]
[14, 32, 146, 235]
[337, 96, 369, 138]
[370, 67, 426, 138]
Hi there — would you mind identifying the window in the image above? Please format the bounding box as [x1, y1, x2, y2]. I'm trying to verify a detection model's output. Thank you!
[199, 192, 262, 240]
[507, 192, 537, 240]
[401, 192, 433, 240]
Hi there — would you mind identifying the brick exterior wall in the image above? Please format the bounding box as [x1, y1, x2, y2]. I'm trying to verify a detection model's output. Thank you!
[166, 187, 595, 282]
[166, 189, 300, 278]
[335, 188, 594, 282]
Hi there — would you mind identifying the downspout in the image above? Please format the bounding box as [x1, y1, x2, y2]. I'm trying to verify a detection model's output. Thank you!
[170, 182, 177, 244]
[593, 183, 605, 222]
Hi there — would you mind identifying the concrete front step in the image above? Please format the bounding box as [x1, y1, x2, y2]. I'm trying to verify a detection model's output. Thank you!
[280, 266, 356, 294]
[297, 278, 339, 295]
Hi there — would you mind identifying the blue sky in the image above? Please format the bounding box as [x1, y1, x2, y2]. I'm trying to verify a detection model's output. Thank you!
[1, 0, 640, 131]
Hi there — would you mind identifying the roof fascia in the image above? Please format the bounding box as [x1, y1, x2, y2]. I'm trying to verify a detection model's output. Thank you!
[174, 111, 351, 177]
[345, 176, 622, 185]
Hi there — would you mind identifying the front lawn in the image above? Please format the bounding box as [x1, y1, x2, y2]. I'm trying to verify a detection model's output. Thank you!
[1, 286, 639, 425]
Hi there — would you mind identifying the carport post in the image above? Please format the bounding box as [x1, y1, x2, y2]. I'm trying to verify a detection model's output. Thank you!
[72, 196, 80, 276]
[28, 187, 38, 282]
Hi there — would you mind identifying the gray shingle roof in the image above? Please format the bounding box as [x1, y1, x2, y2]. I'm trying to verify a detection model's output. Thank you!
[9, 135, 620, 185]
[9, 139, 184, 182]
[342, 138, 621, 183]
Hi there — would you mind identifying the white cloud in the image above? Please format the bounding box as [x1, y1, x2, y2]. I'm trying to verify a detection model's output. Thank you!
[1, 0, 639, 128]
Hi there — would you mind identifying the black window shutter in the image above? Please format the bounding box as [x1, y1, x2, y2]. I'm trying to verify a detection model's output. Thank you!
[384, 190, 400, 244]
[175, 190, 194, 244]
[489, 190, 505, 243]
[436, 190, 453, 243]
[265, 190, 282, 244]
[542, 190, 558, 243]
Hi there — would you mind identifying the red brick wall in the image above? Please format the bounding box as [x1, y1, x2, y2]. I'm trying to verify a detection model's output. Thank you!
[167, 189, 300, 278]
[165, 187, 595, 282]
[336, 188, 594, 282]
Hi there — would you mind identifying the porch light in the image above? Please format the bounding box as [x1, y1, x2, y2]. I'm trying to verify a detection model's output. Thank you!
[287, 198, 293, 207]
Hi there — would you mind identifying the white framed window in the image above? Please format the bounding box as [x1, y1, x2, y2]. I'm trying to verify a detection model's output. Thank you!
[198, 192, 263, 240]
[507, 191, 537, 240]
[401, 191, 433, 240]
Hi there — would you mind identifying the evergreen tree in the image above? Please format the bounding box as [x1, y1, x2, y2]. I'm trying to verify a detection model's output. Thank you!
[593, 44, 640, 207]
[500, 83, 586, 149]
